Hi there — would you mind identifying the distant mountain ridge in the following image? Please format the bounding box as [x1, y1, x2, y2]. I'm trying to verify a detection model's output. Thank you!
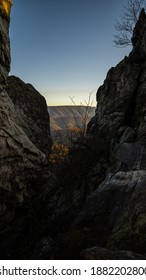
[48, 105, 95, 136]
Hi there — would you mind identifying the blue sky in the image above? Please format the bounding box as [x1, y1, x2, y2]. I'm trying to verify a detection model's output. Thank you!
[10, 0, 131, 105]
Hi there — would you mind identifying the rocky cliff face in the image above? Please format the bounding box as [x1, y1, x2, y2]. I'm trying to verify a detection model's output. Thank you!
[86, 10, 146, 177]
[76, 8, 146, 255]
[0, 3, 52, 254]
[5, 75, 52, 154]
[0, 7, 10, 85]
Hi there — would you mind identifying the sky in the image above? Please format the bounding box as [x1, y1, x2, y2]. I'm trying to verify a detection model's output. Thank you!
[9, 0, 131, 106]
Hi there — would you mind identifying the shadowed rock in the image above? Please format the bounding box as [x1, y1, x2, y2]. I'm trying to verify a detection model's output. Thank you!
[5, 75, 52, 154]
[0, 1, 52, 258]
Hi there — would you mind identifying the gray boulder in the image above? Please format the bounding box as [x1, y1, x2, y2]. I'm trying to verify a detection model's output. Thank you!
[71, 171, 146, 255]
[5, 75, 52, 154]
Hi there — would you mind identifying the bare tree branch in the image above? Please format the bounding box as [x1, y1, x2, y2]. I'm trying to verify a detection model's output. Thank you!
[114, 0, 146, 47]
[69, 92, 94, 140]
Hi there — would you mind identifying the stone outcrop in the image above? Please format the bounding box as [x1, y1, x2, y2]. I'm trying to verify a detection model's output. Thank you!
[0, 1, 52, 255]
[70, 8, 146, 258]
[87, 10, 146, 179]
[0, 5, 10, 85]
[5, 75, 52, 154]
[0, 87, 48, 219]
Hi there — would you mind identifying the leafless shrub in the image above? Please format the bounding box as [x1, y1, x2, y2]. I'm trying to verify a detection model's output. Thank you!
[68, 91, 94, 142]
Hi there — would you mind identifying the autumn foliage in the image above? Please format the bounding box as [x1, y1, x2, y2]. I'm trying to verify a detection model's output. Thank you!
[0, 0, 12, 16]
[49, 143, 69, 166]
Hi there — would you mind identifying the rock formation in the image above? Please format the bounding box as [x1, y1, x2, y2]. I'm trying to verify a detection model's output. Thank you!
[5, 75, 52, 154]
[74, 8, 146, 256]
[0, 2, 11, 85]
[1, 3, 146, 260]
[0, 1, 52, 257]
